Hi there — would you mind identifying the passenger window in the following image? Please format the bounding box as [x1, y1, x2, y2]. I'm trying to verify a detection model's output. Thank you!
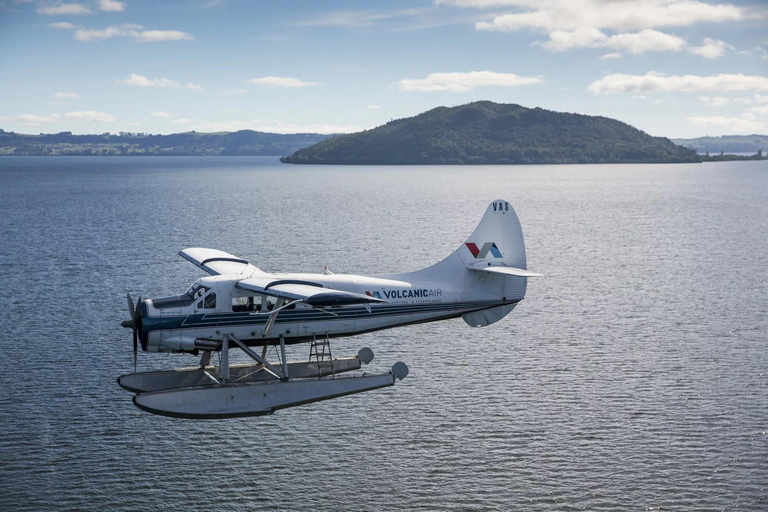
[203, 292, 217, 309]
[232, 297, 247, 312]
[232, 296, 261, 312]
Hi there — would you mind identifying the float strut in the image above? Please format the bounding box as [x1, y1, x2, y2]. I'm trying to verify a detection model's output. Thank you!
[228, 334, 283, 380]
[279, 335, 289, 381]
[221, 336, 230, 383]
[199, 350, 212, 369]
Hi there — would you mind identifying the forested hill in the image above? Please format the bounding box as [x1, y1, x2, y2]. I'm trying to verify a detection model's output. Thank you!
[281, 101, 699, 165]
[0, 129, 330, 156]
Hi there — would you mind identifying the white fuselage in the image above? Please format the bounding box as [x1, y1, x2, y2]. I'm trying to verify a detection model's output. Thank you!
[141, 270, 517, 353]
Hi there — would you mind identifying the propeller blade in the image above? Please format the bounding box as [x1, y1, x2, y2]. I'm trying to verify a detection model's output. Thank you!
[126, 293, 135, 319]
[133, 296, 141, 373]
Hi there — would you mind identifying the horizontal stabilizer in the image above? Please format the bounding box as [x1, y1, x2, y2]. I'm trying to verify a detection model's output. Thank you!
[180, 247, 264, 276]
[467, 263, 542, 277]
[236, 277, 386, 307]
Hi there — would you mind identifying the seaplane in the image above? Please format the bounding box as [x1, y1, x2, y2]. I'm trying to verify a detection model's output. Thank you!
[118, 199, 540, 418]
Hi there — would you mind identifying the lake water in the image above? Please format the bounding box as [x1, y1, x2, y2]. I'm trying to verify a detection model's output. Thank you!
[0, 156, 765, 511]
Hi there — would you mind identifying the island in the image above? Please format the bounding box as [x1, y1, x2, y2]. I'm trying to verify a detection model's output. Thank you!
[0, 129, 330, 156]
[280, 101, 700, 165]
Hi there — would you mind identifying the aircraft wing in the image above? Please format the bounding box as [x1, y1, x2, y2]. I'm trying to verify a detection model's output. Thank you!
[236, 277, 386, 307]
[180, 248, 265, 276]
[467, 263, 543, 277]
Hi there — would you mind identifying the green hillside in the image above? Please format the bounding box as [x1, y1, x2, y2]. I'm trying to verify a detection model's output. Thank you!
[281, 101, 699, 165]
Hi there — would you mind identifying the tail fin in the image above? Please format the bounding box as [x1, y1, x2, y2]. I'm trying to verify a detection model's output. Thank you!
[460, 199, 527, 270]
[403, 199, 533, 327]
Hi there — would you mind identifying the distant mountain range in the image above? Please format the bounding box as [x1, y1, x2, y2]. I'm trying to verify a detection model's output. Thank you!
[3, 106, 766, 163]
[0, 129, 330, 156]
[281, 101, 700, 165]
[671, 135, 768, 154]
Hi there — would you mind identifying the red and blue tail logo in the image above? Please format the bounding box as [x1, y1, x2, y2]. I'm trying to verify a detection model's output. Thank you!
[465, 242, 502, 259]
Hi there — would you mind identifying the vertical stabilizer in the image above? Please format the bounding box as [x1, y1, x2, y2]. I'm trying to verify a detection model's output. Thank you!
[459, 199, 527, 270]
[396, 199, 531, 327]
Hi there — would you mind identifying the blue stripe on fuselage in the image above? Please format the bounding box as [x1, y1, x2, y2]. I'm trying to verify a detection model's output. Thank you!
[142, 299, 517, 334]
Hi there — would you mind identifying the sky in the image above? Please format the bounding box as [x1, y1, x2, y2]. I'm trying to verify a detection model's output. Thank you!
[0, 0, 767, 138]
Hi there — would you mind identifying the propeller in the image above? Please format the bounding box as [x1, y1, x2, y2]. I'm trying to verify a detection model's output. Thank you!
[121, 292, 141, 373]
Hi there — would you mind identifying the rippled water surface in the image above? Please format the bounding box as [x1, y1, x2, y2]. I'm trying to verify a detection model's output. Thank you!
[0, 156, 766, 511]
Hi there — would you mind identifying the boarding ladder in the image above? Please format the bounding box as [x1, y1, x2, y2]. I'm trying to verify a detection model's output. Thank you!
[309, 334, 334, 377]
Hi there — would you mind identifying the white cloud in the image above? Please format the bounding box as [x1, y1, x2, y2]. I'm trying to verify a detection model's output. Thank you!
[589, 72, 768, 95]
[53, 92, 80, 99]
[699, 96, 751, 106]
[541, 27, 606, 52]
[687, 115, 766, 134]
[132, 30, 193, 42]
[73, 24, 193, 42]
[472, 1, 746, 33]
[98, 0, 125, 12]
[6, 114, 60, 126]
[755, 94, 768, 104]
[248, 76, 321, 88]
[185, 82, 204, 91]
[687, 38, 734, 59]
[295, 8, 452, 31]
[366, 105, 382, 109]
[190, 120, 361, 134]
[699, 96, 727, 106]
[38, 3, 91, 15]
[439, 1, 750, 56]
[117, 73, 181, 88]
[74, 24, 140, 41]
[49, 22, 77, 29]
[632, 95, 646, 100]
[606, 29, 686, 54]
[151, 111, 174, 118]
[64, 111, 116, 122]
[599, 52, 622, 59]
[298, 10, 398, 27]
[750, 106, 768, 115]
[223, 88, 247, 95]
[172, 118, 193, 124]
[396, 70, 542, 92]
[542, 28, 685, 54]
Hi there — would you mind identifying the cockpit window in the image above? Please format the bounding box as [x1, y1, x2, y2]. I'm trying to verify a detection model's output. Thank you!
[186, 284, 208, 300]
